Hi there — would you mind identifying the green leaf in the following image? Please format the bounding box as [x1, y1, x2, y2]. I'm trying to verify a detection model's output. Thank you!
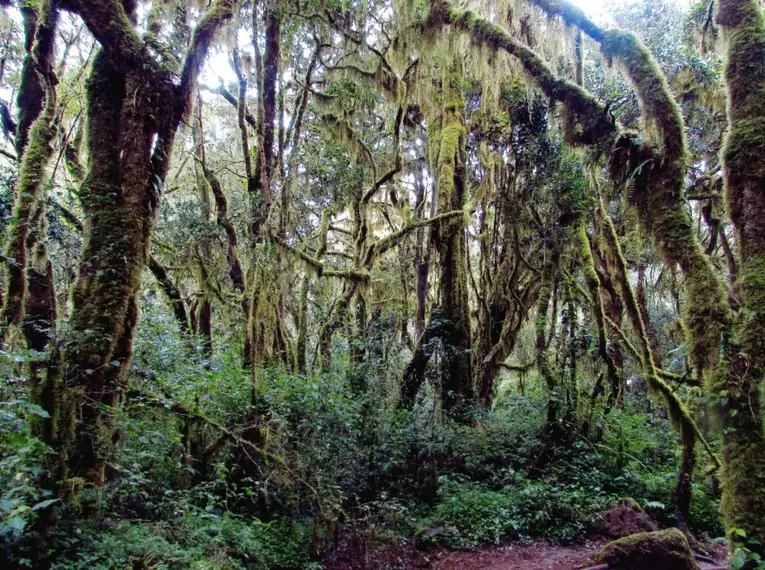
[31, 498, 60, 512]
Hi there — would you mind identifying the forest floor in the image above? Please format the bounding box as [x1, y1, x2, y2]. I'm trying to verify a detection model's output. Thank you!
[429, 541, 728, 570]
[325, 536, 729, 569]
[428, 540, 605, 570]
[323, 500, 728, 569]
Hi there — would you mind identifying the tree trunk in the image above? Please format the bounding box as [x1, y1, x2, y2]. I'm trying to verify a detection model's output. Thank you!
[54, 0, 235, 489]
[432, 93, 473, 417]
[716, 0, 765, 559]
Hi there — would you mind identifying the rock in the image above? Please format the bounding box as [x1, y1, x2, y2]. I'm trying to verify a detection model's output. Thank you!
[596, 529, 701, 570]
[591, 498, 659, 539]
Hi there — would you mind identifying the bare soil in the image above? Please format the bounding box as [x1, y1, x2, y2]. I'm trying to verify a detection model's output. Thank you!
[428, 539, 607, 570]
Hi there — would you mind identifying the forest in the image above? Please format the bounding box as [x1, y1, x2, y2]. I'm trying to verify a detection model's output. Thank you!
[0, 0, 764, 567]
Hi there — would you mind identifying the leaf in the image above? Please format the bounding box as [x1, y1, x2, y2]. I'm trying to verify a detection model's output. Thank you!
[31, 498, 60, 512]
[730, 549, 748, 569]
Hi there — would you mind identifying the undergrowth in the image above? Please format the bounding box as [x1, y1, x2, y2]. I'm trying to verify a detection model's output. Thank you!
[0, 301, 724, 568]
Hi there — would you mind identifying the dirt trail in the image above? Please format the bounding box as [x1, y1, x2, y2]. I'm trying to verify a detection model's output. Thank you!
[429, 540, 606, 570]
[325, 535, 728, 569]
[428, 540, 728, 570]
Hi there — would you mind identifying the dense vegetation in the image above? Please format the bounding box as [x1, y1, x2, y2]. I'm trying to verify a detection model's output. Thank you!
[1, 0, 764, 567]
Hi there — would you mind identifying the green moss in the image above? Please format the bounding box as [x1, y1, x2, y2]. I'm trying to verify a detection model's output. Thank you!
[577, 220, 622, 402]
[715, 0, 765, 558]
[600, 30, 685, 163]
[597, 529, 700, 570]
[598, 199, 719, 471]
[609, 133, 731, 377]
[0, 83, 56, 343]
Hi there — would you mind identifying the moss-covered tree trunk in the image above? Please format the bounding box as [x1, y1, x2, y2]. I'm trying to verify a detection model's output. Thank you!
[55, 0, 235, 490]
[59, 49, 150, 486]
[716, 0, 765, 559]
[0, 0, 57, 346]
[246, 0, 280, 375]
[431, 91, 473, 416]
[535, 256, 560, 438]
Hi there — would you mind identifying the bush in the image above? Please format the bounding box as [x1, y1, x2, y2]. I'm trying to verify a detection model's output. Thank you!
[53, 513, 317, 570]
[0, 399, 58, 566]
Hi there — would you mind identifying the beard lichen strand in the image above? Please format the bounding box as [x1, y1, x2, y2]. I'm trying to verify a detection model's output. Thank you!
[424, 0, 616, 148]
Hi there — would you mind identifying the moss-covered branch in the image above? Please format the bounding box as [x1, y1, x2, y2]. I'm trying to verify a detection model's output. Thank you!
[426, 0, 616, 147]
[534, 0, 731, 378]
[363, 209, 464, 264]
[577, 219, 623, 405]
[598, 198, 720, 502]
[272, 234, 371, 283]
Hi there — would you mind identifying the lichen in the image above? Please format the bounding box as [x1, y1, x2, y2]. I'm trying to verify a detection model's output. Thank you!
[425, 0, 616, 148]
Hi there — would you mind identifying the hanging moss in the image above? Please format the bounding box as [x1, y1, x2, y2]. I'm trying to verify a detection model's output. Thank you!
[424, 0, 616, 147]
[319, 114, 378, 179]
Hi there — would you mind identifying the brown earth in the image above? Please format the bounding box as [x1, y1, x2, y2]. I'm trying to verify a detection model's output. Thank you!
[429, 539, 607, 570]
[323, 536, 728, 570]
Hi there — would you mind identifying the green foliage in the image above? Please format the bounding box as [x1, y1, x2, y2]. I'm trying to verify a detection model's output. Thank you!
[426, 481, 520, 547]
[0, 399, 56, 564]
[52, 514, 317, 570]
